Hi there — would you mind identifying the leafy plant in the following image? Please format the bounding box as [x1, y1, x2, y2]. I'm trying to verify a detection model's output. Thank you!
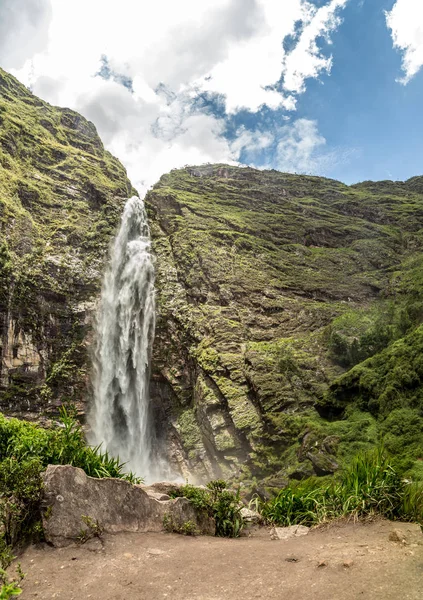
[77, 515, 104, 544]
[0, 582, 22, 599]
[0, 406, 141, 484]
[162, 514, 199, 536]
[0, 458, 43, 546]
[207, 480, 244, 538]
[170, 479, 244, 538]
[0, 560, 24, 599]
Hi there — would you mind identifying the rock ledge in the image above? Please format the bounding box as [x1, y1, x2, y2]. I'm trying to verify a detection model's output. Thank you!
[42, 465, 214, 546]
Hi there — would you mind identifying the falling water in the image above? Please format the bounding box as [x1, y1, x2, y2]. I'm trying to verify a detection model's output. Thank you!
[89, 196, 159, 481]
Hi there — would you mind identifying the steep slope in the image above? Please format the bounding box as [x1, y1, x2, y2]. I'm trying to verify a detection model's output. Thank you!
[0, 67, 135, 417]
[146, 165, 423, 483]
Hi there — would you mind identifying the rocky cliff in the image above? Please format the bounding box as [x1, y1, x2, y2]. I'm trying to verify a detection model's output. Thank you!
[146, 165, 423, 485]
[2, 67, 423, 487]
[0, 67, 135, 419]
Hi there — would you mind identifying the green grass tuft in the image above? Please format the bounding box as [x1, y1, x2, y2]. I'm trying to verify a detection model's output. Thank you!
[261, 448, 423, 527]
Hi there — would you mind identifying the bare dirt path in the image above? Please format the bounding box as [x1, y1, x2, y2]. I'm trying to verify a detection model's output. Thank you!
[18, 520, 423, 600]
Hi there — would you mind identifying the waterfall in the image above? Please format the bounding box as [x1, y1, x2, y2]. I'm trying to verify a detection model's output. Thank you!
[89, 195, 159, 482]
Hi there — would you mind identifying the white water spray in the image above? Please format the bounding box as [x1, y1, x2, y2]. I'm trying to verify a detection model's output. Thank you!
[89, 196, 160, 481]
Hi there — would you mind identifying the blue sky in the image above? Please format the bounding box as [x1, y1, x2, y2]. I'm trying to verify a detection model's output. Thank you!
[222, 0, 423, 184]
[296, 0, 423, 183]
[0, 0, 422, 191]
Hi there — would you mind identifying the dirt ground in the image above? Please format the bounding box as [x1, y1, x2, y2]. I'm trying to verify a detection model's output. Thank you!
[16, 519, 423, 600]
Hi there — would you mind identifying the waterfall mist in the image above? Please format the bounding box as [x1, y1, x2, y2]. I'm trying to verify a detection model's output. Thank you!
[89, 196, 164, 482]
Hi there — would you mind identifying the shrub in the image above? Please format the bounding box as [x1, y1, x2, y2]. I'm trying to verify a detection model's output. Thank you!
[0, 546, 24, 598]
[170, 480, 244, 538]
[0, 407, 140, 553]
[0, 458, 43, 546]
[207, 480, 244, 538]
[0, 406, 140, 483]
[162, 515, 199, 536]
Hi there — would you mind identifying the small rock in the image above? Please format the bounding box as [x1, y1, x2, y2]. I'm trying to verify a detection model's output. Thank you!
[147, 548, 165, 556]
[389, 529, 407, 544]
[343, 559, 354, 568]
[285, 556, 299, 563]
[84, 538, 104, 552]
[240, 508, 262, 524]
[317, 560, 327, 568]
[270, 525, 309, 540]
[145, 491, 171, 501]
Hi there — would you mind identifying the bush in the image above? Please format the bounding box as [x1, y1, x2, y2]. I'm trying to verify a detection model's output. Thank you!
[0, 458, 43, 546]
[0, 542, 24, 598]
[0, 407, 140, 483]
[162, 515, 199, 536]
[0, 407, 140, 552]
[170, 480, 244, 538]
[261, 448, 423, 527]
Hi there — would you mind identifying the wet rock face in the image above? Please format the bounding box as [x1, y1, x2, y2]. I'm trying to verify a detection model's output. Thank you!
[146, 164, 423, 483]
[42, 465, 214, 546]
[0, 67, 135, 417]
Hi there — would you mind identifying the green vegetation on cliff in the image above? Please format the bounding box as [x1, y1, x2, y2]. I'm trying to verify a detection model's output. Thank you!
[0, 68, 135, 415]
[146, 164, 423, 485]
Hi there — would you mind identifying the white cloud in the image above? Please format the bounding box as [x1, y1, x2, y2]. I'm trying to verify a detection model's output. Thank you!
[0, 0, 52, 70]
[386, 0, 423, 84]
[275, 118, 327, 173]
[229, 118, 354, 176]
[2, 0, 349, 192]
[198, 0, 348, 112]
[275, 118, 356, 175]
[282, 0, 347, 94]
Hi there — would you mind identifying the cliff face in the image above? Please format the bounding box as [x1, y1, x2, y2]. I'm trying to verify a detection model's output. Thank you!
[146, 165, 423, 484]
[0, 68, 135, 418]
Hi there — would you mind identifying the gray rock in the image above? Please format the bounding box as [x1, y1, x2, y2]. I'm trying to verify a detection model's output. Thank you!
[142, 482, 182, 496]
[42, 465, 214, 546]
[144, 491, 171, 501]
[270, 525, 310, 540]
[240, 508, 262, 524]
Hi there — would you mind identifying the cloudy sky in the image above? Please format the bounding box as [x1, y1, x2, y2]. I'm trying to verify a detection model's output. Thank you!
[0, 0, 422, 193]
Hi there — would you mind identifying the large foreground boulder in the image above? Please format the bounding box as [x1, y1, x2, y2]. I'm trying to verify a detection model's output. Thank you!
[42, 465, 214, 546]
